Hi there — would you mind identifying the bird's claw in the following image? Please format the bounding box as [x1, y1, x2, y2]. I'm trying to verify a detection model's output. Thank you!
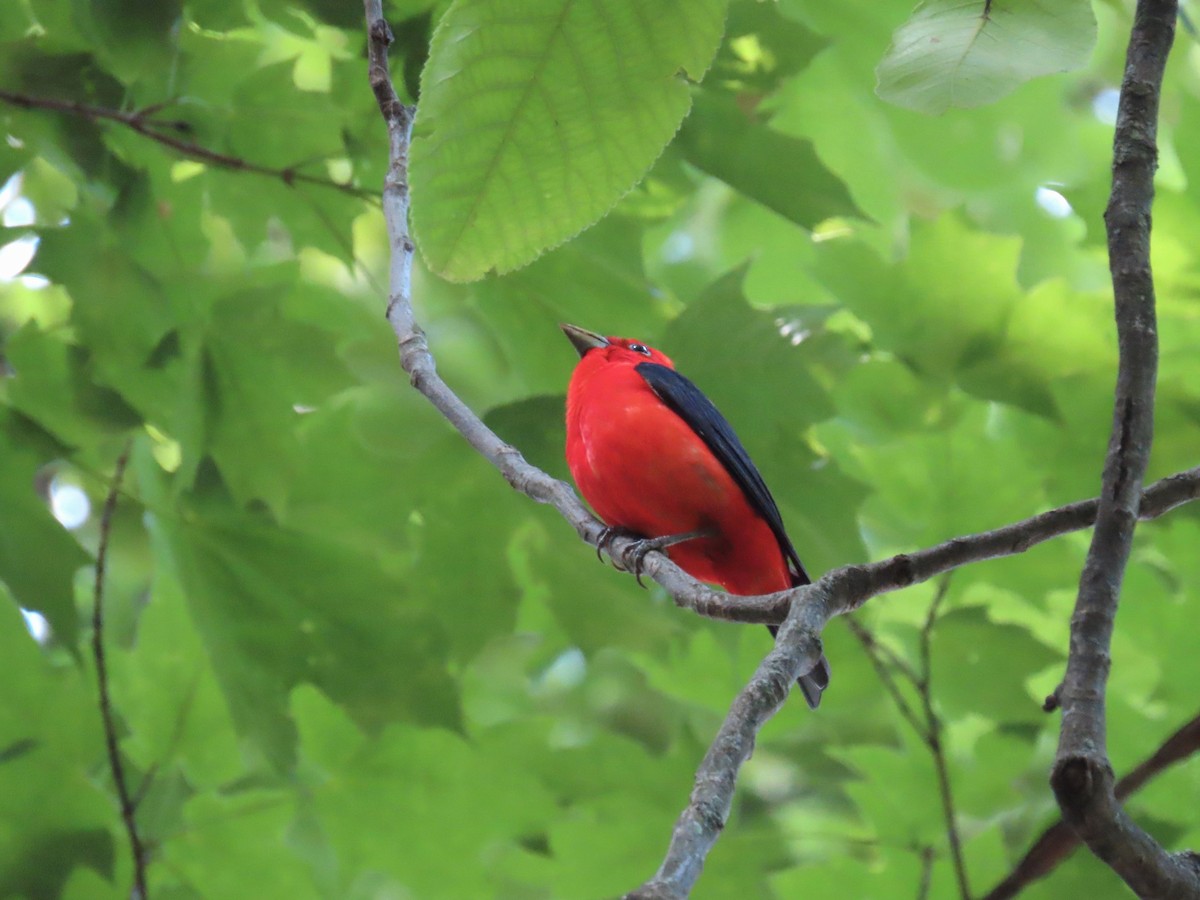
[593, 527, 658, 585]
[625, 540, 657, 588]
[596, 527, 652, 584]
[598, 529, 712, 588]
[595, 526, 624, 563]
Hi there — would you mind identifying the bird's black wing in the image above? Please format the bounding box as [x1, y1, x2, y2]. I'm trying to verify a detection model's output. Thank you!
[635, 362, 810, 586]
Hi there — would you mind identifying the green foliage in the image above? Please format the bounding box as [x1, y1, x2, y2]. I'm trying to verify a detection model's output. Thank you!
[0, 599, 114, 897]
[0, 0, 1197, 897]
[410, 0, 727, 281]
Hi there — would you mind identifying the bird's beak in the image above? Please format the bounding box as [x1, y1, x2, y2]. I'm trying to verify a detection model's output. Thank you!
[560, 323, 609, 358]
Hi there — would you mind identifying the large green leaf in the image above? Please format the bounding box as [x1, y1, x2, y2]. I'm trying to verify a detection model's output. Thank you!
[67, 0, 183, 85]
[410, 0, 728, 280]
[112, 563, 244, 790]
[200, 282, 356, 515]
[159, 788, 317, 899]
[508, 516, 683, 658]
[293, 686, 558, 897]
[5, 324, 142, 447]
[149, 488, 460, 768]
[930, 605, 1062, 723]
[771, 845, 925, 898]
[876, 0, 1097, 115]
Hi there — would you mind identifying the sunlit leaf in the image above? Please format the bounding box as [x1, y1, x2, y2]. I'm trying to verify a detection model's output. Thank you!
[410, 0, 728, 280]
[876, 0, 1097, 114]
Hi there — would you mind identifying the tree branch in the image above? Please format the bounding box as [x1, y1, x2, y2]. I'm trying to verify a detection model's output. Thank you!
[625, 582, 828, 899]
[1047, 0, 1200, 895]
[0, 90, 375, 200]
[91, 440, 148, 899]
[658, 464, 1200, 630]
[918, 580, 971, 900]
[985, 709, 1200, 899]
[361, 4, 1200, 896]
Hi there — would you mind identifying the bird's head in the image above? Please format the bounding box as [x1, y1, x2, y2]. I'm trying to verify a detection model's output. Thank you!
[560, 323, 675, 369]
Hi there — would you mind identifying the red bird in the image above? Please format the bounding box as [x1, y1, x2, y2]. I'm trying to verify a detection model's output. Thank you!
[561, 324, 830, 708]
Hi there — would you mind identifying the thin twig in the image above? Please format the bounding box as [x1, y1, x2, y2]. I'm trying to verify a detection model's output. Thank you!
[91, 440, 147, 899]
[0, 90, 376, 200]
[917, 579, 970, 900]
[917, 845, 935, 900]
[849, 613, 922, 683]
[853, 583, 972, 900]
[985, 709, 1200, 899]
[846, 618, 925, 738]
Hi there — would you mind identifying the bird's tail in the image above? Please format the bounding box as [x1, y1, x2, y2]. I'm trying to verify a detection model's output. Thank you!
[767, 624, 830, 709]
[766, 565, 830, 709]
[797, 651, 831, 709]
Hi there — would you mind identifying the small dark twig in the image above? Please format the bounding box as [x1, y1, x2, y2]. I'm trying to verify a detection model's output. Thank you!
[917, 845, 936, 900]
[918, 578, 970, 900]
[91, 440, 147, 899]
[916, 577, 950, 693]
[0, 90, 375, 200]
[131, 764, 158, 812]
[847, 618, 924, 736]
[854, 584, 972, 900]
[848, 613, 922, 683]
[848, 622, 905, 688]
[1042, 686, 1061, 713]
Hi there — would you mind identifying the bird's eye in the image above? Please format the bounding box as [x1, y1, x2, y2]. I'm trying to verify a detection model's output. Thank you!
[628, 343, 651, 356]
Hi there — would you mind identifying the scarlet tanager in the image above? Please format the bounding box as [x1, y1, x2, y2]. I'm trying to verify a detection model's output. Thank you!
[561, 324, 830, 708]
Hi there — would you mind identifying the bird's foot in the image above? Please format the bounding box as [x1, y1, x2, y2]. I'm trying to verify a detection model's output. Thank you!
[600, 528, 710, 585]
[595, 525, 633, 563]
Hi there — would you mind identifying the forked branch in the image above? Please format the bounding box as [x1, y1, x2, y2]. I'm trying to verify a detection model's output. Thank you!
[986, 709, 1200, 899]
[1046, 0, 1200, 895]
